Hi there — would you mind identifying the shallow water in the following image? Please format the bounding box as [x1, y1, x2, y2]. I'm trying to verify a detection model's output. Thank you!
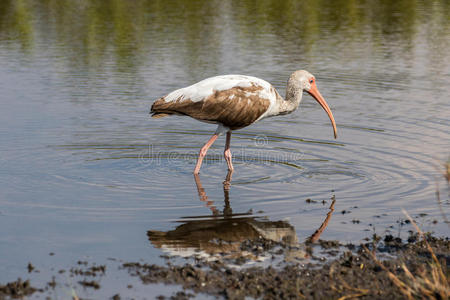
[0, 0, 449, 296]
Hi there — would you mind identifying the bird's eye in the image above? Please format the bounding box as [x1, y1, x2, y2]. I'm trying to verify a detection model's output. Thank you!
[309, 79, 313, 84]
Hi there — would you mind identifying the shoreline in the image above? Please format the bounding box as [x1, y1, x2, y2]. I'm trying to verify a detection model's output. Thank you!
[2, 232, 448, 299]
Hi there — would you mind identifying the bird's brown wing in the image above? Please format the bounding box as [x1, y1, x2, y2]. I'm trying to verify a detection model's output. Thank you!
[151, 85, 271, 130]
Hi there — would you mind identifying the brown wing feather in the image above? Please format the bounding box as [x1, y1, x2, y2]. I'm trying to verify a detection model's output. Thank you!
[151, 85, 270, 130]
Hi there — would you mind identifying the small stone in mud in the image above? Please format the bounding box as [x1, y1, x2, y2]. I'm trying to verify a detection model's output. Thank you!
[407, 234, 417, 243]
[111, 294, 121, 300]
[49, 252, 54, 256]
[384, 235, 394, 242]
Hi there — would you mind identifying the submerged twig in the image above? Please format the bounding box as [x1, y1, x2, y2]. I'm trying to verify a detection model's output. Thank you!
[432, 157, 450, 227]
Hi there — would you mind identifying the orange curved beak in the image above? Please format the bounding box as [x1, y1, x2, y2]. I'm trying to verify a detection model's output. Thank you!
[307, 82, 337, 139]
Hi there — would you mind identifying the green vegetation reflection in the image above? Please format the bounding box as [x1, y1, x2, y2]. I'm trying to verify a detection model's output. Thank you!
[0, 0, 448, 71]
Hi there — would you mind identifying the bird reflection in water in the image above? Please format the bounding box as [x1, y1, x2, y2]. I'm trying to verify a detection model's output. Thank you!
[148, 172, 336, 262]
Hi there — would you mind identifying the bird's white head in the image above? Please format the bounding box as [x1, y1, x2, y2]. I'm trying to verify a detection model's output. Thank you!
[290, 70, 337, 139]
[290, 70, 315, 91]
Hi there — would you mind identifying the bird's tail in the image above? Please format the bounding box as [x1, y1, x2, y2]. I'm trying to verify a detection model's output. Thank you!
[150, 97, 174, 118]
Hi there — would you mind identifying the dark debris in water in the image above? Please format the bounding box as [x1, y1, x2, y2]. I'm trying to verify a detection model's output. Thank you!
[70, 264, 106, 277]
[305, 198, 317, 203]
[111, 294, 121, 300]
[27, 263, 35, 273]
[78, 280, 101, 289]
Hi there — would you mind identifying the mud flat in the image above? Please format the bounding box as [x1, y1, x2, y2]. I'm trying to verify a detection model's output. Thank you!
[122, 233, 449, 299]
[1, 232, 448, 300]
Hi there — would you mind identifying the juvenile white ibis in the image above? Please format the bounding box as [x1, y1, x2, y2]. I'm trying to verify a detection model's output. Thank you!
[151, 70, 337, 174]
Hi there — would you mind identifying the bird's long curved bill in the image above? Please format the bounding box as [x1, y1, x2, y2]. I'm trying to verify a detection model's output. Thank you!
[308, 83, 337, 139]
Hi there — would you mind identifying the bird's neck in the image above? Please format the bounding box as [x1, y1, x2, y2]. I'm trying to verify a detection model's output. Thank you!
[279, 81, 303, 114]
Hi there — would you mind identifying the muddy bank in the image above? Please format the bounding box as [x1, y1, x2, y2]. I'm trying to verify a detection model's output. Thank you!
[2, 233, 448, 300]
[123, 233, 449, 299]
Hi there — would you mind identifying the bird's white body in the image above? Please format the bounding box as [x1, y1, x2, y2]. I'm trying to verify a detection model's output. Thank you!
[150, 70, 337, 174]
[163, 75, 284, 123]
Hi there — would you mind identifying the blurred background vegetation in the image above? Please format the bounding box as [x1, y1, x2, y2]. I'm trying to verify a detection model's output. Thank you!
[1, 0, 448, 76]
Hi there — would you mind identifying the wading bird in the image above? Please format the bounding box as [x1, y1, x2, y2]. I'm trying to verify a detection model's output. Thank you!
[151, 70, 337, 174]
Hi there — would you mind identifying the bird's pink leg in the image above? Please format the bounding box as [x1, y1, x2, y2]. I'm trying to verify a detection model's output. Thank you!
[194, 134, 219, 174]
[224, 131, 234, 172]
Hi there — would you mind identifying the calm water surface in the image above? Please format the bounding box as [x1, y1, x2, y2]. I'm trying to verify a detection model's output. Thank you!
[0, 0, 449, 297]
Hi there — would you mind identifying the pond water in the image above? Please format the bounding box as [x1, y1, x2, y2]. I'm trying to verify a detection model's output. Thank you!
[0, 0, 449, 297]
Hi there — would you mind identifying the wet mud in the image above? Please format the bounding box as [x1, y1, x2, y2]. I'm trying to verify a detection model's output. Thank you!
[123, 233, 449, 299]
[1, 232, 448, 300]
